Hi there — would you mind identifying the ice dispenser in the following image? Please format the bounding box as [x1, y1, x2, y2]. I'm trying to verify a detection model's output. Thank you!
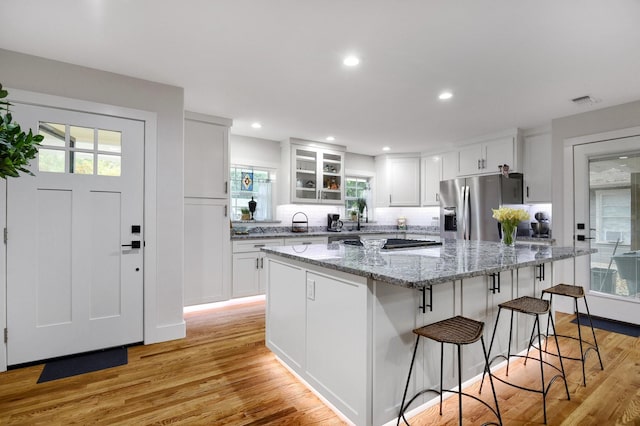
[443, 206, 457, 231]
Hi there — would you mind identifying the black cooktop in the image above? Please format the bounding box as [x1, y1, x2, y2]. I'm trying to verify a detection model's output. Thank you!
[343, 238, 442, 249]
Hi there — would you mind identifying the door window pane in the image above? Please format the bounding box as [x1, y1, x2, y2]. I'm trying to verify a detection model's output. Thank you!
[589, 154, 640, 299]
[98, 129, 122, 153]
[38, 149, 65, 173]
[70, 126, 95, 150]
[72, 152, 94, 175]
[39, 122, 66, 147]
[98, 154, 121, 176]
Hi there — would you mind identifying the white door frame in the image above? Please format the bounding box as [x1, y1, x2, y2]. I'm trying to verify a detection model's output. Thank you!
[562, 125, 640, 319]
[1, 89, 158, 372]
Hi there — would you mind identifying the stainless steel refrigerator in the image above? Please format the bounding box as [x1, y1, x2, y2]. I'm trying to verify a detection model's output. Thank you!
[440, 173, 523, 241]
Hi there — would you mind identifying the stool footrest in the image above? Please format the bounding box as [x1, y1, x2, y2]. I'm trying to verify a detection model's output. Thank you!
[402, 387, 501, 425]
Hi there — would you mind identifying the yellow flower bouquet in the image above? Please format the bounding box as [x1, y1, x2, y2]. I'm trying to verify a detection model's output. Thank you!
[492, 207, 530, 246]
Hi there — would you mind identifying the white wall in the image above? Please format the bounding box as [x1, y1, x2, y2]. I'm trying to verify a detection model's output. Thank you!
[0, 49, 186, 359]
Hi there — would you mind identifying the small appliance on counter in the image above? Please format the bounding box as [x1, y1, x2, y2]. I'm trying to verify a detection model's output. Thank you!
[291, 212, 308, 233]
[327, 214, 343, 232]
[531, 211, 551, 237]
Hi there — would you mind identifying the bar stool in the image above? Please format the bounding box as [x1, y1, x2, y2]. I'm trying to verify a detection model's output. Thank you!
[481, 296, 570, 425]
[397, 315, 502, 426]
[541, 284, 604, 386]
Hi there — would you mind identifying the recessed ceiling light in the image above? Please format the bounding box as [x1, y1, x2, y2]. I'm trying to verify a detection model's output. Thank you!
[343, 56, 360, 67]
[439, 91, 453, 100]
[619, 156, 629, 159]
[382, 146, 391, 151]
[326, 136, 336, 141]
[251, 122, 262, 129]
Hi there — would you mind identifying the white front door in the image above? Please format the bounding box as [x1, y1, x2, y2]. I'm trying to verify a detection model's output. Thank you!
[6, 103, 144, 365]
[573, 136, 640, 324]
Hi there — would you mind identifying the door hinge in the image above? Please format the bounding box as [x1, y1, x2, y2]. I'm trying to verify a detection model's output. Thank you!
[3, 328, 7, 343]
[3, 227, 7, 244]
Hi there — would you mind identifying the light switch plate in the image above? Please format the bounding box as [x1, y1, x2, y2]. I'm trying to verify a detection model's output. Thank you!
[306, 279, 315, 300]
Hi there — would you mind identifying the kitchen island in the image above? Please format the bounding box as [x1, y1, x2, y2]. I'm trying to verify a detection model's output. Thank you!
[262, 240, 593, 426]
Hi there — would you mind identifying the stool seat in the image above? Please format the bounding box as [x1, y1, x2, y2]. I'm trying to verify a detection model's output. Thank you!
[414, 315, 484, 345]
[499, 296, 549, 315]
[542, 283, 584, 299]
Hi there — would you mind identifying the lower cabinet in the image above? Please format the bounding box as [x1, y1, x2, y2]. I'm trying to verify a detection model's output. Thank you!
[232, 239, 283, 298]
[184, 198, 230, 306]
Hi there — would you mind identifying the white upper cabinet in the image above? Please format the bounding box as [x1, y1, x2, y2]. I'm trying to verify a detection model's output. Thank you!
[376, 156, 421, 207]
[421, 155, 442, 206]
[184, 112, 231, 199]
[441, 150, 458, 181]
[457, 132, 522, 176]
[523, 131, 552, 203]
[280, 138, 346, 205]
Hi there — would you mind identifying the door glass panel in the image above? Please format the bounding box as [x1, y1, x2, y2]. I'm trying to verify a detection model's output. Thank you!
[589, 154, 640, 299]
[38, 149, 65, 173]
[98, 129, 122, 153]
[72, 152, 94, 174]
[70, 126, 94, 150]
[97, 154, 121, 176]
[39, 122, 66, 147]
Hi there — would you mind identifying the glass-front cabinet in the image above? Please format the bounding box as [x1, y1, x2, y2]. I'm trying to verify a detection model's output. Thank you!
[292, 144, 345, 204]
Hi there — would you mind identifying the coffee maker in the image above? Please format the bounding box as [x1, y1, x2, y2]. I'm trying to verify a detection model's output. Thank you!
[327, 214, 343, 232]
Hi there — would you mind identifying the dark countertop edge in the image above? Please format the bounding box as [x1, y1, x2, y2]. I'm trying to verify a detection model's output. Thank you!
[262, 247, 594, 289]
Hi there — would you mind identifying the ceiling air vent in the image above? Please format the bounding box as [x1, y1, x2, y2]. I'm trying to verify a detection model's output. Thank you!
[571, 95, 600, 106]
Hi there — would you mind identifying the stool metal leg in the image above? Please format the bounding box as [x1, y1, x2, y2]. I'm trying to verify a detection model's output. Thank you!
[440, 341, 444, 415]
[535, 314, 548, 424]
[457, 343, 462, 426]
[549, 312, 571, 401]
[397, 335, 420, 426]
[574, 298, 587, 386]
[480, 336, 503, 426]
[583, 296, 604, 372]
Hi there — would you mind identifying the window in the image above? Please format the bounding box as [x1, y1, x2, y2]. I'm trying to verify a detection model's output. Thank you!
[230, 165, 274, 221]
[38, 122, 122, 176]
[345, 177, 371, 219]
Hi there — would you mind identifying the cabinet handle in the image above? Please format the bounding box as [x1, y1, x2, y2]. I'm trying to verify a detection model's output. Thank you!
[302, 241, 312, 245]
[526, 186, 530, 198]
[260, 257, 264, 269]
[477, 159, 481, 170]
[224, 205, 228, 217]
[389, 194, 392, 204]
[225, 181, 228, 194]
[256, 258, 259, 269]
[253, 244, 265, 248]
[436, 193, 439, 202]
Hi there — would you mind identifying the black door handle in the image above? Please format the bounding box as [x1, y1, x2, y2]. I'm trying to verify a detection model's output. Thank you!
[122, 240, 141, 249]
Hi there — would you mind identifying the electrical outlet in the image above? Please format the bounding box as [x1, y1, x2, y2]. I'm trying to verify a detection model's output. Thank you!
[306, 280, 315, 300]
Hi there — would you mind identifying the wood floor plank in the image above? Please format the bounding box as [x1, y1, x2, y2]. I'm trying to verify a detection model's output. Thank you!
[0, 300, 637, 425]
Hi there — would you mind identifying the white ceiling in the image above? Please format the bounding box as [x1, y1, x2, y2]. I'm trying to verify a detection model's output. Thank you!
[2, 0, 640, 156]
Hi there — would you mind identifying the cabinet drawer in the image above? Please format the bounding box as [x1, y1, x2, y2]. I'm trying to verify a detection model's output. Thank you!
[284, 237, 328, 246]
[232, 238, 284, 253]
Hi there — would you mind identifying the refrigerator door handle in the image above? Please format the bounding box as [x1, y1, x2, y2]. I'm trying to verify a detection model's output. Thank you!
[465, 185, 471, 239]
[461, 185, 469, 240]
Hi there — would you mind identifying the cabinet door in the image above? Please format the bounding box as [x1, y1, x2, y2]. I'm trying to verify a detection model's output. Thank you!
[184, 117, 228, 199]
[441, 151, 458, 181]
[389, 158, 420, 206]
[458, 144, 483, 176]
[232, 252, 261, 298]
[422, 156, 442, 206]
[184, 198, 230, 305]
[318, 150, 345, 204]
[292, 146, 320, 203]
[484, 136, 514, 174]
[523, 133, 552, 202]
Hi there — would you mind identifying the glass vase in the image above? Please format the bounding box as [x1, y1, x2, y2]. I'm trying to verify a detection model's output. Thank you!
[501, 223, 517, 246]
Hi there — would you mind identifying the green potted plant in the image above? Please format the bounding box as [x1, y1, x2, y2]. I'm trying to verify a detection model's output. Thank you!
[356, 198, 367, 220]
[240, 207, 251, 220]
[349, 209, 358, 221]
[0, 83, 43, 179]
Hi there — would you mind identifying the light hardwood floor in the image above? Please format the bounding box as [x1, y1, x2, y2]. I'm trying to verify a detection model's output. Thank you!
[0, 300, 637, 425]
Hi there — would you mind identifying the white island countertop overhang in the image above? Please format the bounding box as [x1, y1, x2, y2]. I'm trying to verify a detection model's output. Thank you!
[261, 239, 594, 288]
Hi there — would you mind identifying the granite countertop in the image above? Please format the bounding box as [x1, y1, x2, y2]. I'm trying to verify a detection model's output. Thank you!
[230, 225, 441, 240]
[262, 239, 593, 289]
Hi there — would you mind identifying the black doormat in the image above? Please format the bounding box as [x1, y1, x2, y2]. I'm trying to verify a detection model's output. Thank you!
[38, 347, 128, 383]
[571, 313, 640, 338]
